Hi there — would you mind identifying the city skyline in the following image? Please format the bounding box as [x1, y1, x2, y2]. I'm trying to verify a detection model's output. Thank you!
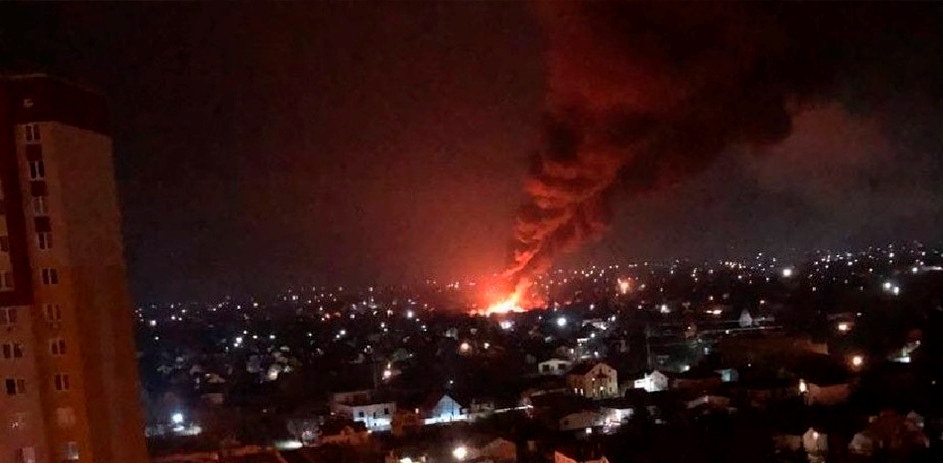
[2, 3, 942, 304]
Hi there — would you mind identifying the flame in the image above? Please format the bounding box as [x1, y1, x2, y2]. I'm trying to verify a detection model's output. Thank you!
[485, 294, 524, 315]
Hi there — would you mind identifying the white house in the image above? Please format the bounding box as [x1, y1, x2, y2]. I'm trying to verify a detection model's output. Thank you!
[331, 391, 396, 431]
[539, 358, 573, 376]
[599, 402, 634, 425]
[424, 393, 467, 424]
[632, 370, 670, 392]
[567, 363, 618, 399]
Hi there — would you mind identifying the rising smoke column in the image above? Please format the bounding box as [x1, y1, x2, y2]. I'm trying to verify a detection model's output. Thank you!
[505, 3, 881, 294]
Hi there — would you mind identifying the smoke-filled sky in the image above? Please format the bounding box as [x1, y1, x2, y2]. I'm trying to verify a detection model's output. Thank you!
[2, 3, 942, 302]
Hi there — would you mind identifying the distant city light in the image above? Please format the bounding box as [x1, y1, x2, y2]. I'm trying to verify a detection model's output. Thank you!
[171, 412, 184, 425]
[459, 342, 471, 353]
[837, 322, 850, 332]
[618, 279, 631, 294]
[452, 446, 467, 460]
[659, 304, 670, 314]
[851, 355, 864, 367]
[499, 320, 513, 330]
[798, 379, 808, 393]
[883, 281, 892, 290]
[556, 316, 567, 328]
[406, 310, 414, 319]
[782, 268, 794, 278]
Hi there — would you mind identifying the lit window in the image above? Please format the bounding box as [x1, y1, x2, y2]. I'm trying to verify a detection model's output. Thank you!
[56, 407, 76, 427]
[0, 307, 17, 325]
[62, 441, 79, 461]
[24, 124, 41, 142]
[54, 374, 70, 391]
[5, 378, 26, 395]
[45, 304, 62, 322]
[37, 232, 52, 250]
[41, 268, 58, 285]
[28, 160, 44, 180]
[32, 196, 48, 216]
[50, 339, 66, 356]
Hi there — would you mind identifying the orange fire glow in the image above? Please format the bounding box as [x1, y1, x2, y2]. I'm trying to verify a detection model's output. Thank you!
[485, 293, 525, 315]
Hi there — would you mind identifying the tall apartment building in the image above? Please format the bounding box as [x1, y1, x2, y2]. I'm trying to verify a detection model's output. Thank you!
[0, 75, 148, 463]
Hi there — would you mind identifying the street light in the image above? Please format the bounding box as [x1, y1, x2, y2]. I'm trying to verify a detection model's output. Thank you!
[171, 412, 184, 425]
[452, 446, 467, 460]
[556, 316, 567, 328]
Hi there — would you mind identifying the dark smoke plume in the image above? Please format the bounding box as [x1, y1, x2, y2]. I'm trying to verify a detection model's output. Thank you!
[506, 2, 943, 294]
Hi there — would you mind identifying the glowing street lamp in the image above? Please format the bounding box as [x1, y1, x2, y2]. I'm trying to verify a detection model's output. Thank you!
[851, 355, 864, 368]
[556, 316, 567, 328]
[171, 412, 184, 425]
[452, 446, 467, 460]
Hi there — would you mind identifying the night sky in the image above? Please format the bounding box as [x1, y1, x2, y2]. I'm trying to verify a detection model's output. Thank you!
[2, 3, 942, 302]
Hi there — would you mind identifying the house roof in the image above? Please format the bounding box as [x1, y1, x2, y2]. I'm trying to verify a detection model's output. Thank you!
[420, 391, 464, 411]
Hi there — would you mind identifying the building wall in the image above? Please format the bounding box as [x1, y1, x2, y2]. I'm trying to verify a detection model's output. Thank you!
[539, 359, 571, 375]
[567, 364, 618, 399]
[426, 395, 466, 424]
[0, 75, 148, 463]
[335, 402, 395, 430]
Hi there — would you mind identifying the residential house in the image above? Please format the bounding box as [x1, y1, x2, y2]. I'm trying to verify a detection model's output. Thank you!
[566, 363, 618, 399]
[538, 358, 573, 376]
[598, 398, 635, 425]
[630, 370, 670, 392]
[424, 392, 468, 424]
[331, 390, 396, 431]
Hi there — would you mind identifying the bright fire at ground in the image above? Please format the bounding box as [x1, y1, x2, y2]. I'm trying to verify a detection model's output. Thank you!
[484, 294, 524, 315]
